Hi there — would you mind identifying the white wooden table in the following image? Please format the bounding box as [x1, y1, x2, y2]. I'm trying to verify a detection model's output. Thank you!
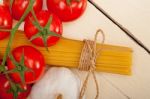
[63, 0, 150, 99]
[16, 0, 150, 99]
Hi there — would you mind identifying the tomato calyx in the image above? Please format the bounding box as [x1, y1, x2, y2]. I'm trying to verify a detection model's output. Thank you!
[0, 65, 6, 73]
[0, 59, 6, 73]
[66, 0, 80, 6]
[66, 0, 81, 14]
[8, 81, 25, 99]
[6, 52, 34, 84]
[29, 10, 61, 51]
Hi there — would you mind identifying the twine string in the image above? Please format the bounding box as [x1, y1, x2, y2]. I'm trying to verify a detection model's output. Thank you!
[56, 94, 63, 99]
[79, 29, 105, 99]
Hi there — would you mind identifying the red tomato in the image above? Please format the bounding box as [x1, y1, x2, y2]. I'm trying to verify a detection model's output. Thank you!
[24, 10, 62, 47]
[47, 0, 87, 22]
[0, 75, 31, 99]
[1, 0, 10, 7]
[0, 0, 9, 8]
[12, 0, 43, 20]
[0, 5, 12, 40]
[7, 46, 45, 84]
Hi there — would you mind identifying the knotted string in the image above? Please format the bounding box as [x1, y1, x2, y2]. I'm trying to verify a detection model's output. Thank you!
[78, 29, 105, 99]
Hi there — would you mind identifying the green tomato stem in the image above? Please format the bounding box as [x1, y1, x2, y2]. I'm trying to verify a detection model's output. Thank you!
[1, 0, 35, 69]
[1, 0, 35, 99]
[10, 0, 14, 9]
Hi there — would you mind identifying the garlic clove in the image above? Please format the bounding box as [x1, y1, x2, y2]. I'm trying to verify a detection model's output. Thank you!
[30, 67, 81, 99]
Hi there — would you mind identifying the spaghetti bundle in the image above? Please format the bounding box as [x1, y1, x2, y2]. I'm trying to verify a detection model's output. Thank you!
[0, 31, 132, 75]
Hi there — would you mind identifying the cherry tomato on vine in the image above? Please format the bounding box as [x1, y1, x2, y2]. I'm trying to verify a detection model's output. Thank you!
[12, 0, 43, 20]
[47, 0, 87, 22]
[24, 10, 62, 47]
[7, 46, 45, 84]
[0, 75, 32, 99]
[0, 5, 12, 40]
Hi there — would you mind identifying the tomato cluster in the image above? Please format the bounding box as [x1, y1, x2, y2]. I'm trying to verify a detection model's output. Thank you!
[0, 0, 87, 98]
[0, 46, 45, 99]
[0, 0, 87, 43]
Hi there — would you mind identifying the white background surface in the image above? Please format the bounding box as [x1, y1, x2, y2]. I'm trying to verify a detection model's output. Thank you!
[63, 0, 150, 99]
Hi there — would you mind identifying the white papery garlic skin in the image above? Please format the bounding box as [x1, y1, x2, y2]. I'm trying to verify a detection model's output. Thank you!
[29, 67, 81, 99]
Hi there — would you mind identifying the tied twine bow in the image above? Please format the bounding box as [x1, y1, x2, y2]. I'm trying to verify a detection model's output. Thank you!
[79, 29, 105, 99]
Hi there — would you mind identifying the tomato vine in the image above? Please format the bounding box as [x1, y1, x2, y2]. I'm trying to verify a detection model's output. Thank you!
[0, 0, 35, 98]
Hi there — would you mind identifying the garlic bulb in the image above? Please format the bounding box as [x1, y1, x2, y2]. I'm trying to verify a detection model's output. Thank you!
[29, 67, 81, 99]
